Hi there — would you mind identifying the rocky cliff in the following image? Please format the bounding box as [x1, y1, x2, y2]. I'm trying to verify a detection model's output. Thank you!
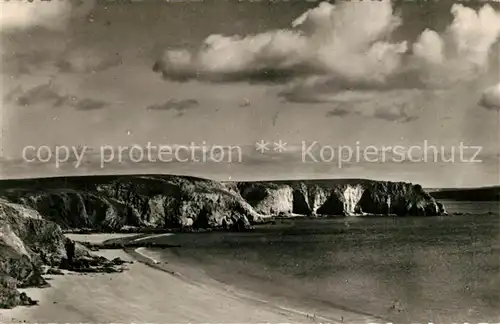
[0, 175, 262, 232]
[0, 176, 446, 233]
[236, 179, 446, 217]
[0, 198, 128, 309]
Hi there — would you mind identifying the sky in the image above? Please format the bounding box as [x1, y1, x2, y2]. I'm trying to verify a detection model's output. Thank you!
[0, 0, 499, 187]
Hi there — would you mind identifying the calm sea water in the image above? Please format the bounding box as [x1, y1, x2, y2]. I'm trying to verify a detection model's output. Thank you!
[149, 200, 500, 323]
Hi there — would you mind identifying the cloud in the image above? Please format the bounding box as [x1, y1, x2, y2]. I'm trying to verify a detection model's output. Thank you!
[58, 49, 123, 73]
[0, 0, 95, 31]
[479, 83, 500, 110]
[326, 100, 418, 123]
[153, 1, 500, 121]
[411, 4, 500, 85]
[154, 1, 404, 84]
[154, 1, 500, 87]
[5, 83, 68, 107]
[2, 46, 121, 77]
[0, 0, 71, 30]
[1, 51, 56, 75]
[326, 108, 350, 117]
[316, 89, 423, 122]
[0, 0, 99, 77]
[146, 99, 199, 116]
[370, 106, 418, 123]
[4, 82, 108, 111]
[73, 98, 107, 111]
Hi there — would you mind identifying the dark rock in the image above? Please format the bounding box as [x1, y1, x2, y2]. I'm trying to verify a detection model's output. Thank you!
[65, 239, 76, 266]
[111, 257, 128, 265]
[46, 268, 64, 275]
[17, 269, 49, 288]
[19, 292, 38, 306]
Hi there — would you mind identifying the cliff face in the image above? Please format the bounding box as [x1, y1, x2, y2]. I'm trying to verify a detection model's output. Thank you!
[0, 176, 446, 234]
[0, 199, 66, 308]
[237, 183, 294, 215]
[236, 179, 446, 217]
[0, 200, 65, 283]
[0, 198, 129, 309]
[1, 175, 261, 232]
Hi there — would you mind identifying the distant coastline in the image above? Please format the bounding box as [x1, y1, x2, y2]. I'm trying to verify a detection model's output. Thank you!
[428, 186, 500, 201]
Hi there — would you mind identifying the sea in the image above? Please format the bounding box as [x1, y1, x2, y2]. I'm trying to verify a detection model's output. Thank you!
[144, 200, 500, 324]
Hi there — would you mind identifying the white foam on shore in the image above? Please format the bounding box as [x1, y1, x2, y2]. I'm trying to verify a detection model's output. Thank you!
[132, 233, 174, 265]
[131, 233, 173, 243]
[65, 233, 139, 244]
[134, 247, 161, 264]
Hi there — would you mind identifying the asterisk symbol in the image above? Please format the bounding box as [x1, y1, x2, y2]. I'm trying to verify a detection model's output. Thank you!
[255, 140, 270, 153]
[274, 140, 287, 152]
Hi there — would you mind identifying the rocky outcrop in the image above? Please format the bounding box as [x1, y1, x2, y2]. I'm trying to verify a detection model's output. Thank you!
[356, 182, 445, 216]
[1, 175, 261, 232]
[0, 176, 446, 236]
[0, 199, 127, 309]
[235, 179, 445, 217]
[238, 183, 293, 215]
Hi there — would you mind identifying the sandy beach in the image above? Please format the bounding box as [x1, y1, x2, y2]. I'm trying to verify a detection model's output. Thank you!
[0, 233, 367, 324]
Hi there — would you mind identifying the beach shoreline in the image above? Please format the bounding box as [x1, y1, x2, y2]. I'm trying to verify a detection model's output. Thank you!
[0, 233, 370, 324]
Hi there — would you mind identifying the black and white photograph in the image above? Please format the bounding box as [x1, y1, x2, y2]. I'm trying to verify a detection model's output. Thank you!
[0, 0, 499, 322]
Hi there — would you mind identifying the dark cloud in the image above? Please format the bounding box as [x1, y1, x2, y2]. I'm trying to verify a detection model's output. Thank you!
[5, 83, 68, 107]
[325, 102, 418, 123]
[4, 82, 108, 111]
[57, 51, 123, 73]
[372, 109, 418, 123]
[2, 49, 123, 76]
[152, 59, 311, 84]
[326, 108, 350, 117]
[73, 98, 107, 111]
[146, 99, 199, 116]
[0, 0, 99, 79]
[1, 50, 55, 75]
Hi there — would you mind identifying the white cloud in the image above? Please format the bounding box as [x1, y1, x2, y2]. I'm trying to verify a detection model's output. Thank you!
[154, 1, 406, 84]
[153, 1, 500, 122]
[154, 1, 500, 85]
[0, 0, 108, 78]
[0, 0, 96, 31]
[0, 0, 72, 30]
[480, 83, 500, 110]
[412, 4, 500, 85]
[58, 48, 123, 73]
